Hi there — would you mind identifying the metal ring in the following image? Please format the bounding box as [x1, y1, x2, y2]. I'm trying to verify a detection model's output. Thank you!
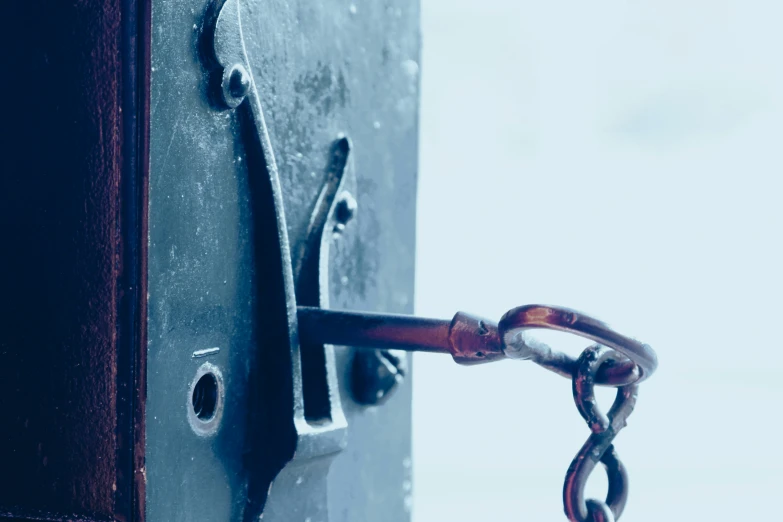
[497, 305, 657, 385]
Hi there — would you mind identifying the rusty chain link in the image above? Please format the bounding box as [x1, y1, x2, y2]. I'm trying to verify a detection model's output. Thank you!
[564, 345, 639, 522]
[299, 304, 657, 520]
[498, 306, 655, 521]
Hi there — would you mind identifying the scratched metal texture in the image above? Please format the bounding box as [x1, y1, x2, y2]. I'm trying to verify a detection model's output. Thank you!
[147, 0, 419, 521]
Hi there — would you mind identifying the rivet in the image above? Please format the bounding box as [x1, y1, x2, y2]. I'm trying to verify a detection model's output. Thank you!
[227, 64, 251, 99]
[335, 192, 358, 226]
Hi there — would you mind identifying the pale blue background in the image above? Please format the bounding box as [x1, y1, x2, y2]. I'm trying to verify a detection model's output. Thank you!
[413, 1, 783, 520]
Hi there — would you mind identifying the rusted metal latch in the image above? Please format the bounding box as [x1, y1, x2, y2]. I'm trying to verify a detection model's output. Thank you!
[300, 305, 656, 522]
[210, 1, 658, 521]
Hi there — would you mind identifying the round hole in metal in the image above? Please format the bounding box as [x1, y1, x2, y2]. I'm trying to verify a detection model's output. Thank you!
[192, 372, 218, 421]
[187, 363, 224, 436]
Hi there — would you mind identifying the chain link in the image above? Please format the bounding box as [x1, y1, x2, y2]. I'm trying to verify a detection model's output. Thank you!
[564, 345, 639, 521]
[496, 306, 654, 521]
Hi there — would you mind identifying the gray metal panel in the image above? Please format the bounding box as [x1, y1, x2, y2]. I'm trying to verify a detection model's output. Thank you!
[147, 0, 419, 520]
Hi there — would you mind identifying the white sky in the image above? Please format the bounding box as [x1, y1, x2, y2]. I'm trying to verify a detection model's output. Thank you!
[414, 1, 783, 520]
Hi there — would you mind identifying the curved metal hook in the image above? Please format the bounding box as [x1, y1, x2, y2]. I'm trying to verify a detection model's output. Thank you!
[498, 304, 657, 386]
[210, 2, 349, 519]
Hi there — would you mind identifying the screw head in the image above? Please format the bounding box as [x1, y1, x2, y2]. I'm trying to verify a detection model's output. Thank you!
[228, 65, 251, 98]
[334, 191, 358, 229]
[220, 64, 251, 108]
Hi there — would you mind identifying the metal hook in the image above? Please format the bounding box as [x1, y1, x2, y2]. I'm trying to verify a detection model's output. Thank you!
[297, 305, 655, 520]
[498, 305, 657, 386]
[299, 304, 657, 386]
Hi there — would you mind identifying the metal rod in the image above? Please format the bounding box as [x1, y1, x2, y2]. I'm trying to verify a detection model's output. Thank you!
[296, 307, 452, 354]
[297, 304, 657, 383]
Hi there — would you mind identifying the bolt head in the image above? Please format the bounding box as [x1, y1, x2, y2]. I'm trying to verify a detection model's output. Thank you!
[228, 65, 251, 98]
[220, 64, 251, 108]
[335, 192, 358, 225]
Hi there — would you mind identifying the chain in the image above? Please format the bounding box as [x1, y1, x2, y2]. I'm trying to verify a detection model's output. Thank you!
[497, 306, 654, 521]
[563, 345, 639, 521]
[299, 304, 656, 520]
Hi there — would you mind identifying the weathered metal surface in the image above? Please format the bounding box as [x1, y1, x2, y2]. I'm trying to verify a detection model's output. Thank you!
[209, 1, 356, 507]
[146, 0, 419, 520]
[0, 0, 147, 520]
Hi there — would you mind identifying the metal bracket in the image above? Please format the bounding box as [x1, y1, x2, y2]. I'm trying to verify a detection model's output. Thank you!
[210, 1, 348, 519]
